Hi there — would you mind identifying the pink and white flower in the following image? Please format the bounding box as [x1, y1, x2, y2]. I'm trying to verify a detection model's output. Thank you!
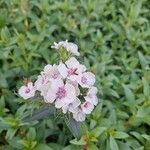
[42, 64, 61, 80]
[62, 98, 81, 114]
[73, 108, 86, 122]
[44, 79, 76, 107]
[77, 72, 95, 88]
[55, 81, 76, 108]
[18, 82, 35, 99]
[57, 57, 86, 81]
[51, 40, 80, 56]
[81, 101, 94, 114]
[34, 74, 50, 96]
[84, 87, 98, 106]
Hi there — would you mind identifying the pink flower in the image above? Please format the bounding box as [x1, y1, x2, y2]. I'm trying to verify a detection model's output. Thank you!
[55, 82, 76, 108]
[51, 40, 80, 56]
[62, 98, 81, 114]
[66, 42, 80, 56]
[77, 72, 95, 88]
[67, 80, 80, 96]
[84, 87, 98, 106]
[42, 64, 61, 80]
[57, 57, 86, 81]
[18, 82, 35, 100]
[73, 108, 86, 122]
[34, 74, 50, 96]
[81, 101, 94, 114]
[44, 79, 76, 106]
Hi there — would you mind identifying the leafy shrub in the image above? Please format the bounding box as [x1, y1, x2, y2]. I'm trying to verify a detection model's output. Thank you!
[0, 0, 150, 149]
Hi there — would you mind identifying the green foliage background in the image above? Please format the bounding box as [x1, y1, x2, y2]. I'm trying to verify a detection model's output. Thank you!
[0, 0, 150, 149]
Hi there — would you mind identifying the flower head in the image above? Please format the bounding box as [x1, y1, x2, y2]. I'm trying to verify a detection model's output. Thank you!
[18, 40, 98, 122]
[84, 87, 98, 106]
[18, 82, 35, 99]
[51, 40, 80, 56]
[73, 108, 86, 122]
[57, 57, 86, 81]
[81, 101, 94, 114]
[77, 72, 95, 88]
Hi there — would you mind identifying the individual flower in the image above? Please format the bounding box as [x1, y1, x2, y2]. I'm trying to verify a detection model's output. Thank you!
[55, 81, 77, 108]
[18, 82, 35, 100]
[42, 64, 61, 80]
[84, 87, 98, 106]
[81, 101, 94, 114]
[51, 40, 80, 56]
[67, 80, 80, 96]
[44, 79, 76, 107]
[77, 72, 95, 88]
[57, 57, 86, 81]
[73, 108, 86, 122]
[62, 98, 81, 114]
[34, 74, 50, 96]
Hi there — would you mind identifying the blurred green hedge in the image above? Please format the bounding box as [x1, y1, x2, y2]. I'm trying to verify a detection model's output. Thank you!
[0, 0, 150, 150]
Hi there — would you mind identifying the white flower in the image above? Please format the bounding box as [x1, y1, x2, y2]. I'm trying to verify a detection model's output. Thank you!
[73, 108, 86, 122]
[81, 101, 94, 114]
[43, 79, 76, 106]
[51, 40, 80, 56]
[66, 42, 80, 56]
[18, 82, 35, 100]
[84, 87, 98, 106]
[51, 40, 68, 49]
[34, 74, 50, 96]
[67, 80, 80, 96]
[57, 57, 86, 81]
[55, 81, 76, 108]
[77, 72, 95, 88]
[42, 64, 61, 80]
[62, 98, 81, 114]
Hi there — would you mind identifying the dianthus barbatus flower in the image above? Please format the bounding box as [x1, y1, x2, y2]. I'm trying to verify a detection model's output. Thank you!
[73, 108, 86, 122]
[18, 40, 98, 122]
[51, 40, 80, 56]
[57, 57, 86, 81]
[77, 72, 95, 88]
[84, 87, 98, 106]
[18, 82, 35, 99]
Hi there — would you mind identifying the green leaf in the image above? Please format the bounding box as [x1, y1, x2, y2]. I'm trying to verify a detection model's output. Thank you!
[62, 145, 82, 150]
[110, 136, 119, 150]
[91, 127, 106, 138]
[70, 137, 86, 145]
[27, 127, 36, 141]
[142, 78, 150, 98]
[23, 106, 56, 122]
[123, 85, 136, 112]
[35, 144, 53, 150]
[114, 131, 129, 139]
[65, 117, 82, 139]
[138, 51, 148, 69]
[88, 143, 99, 150]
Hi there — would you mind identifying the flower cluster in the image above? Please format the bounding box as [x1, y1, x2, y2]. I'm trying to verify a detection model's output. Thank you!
[18, 41, 98, 122]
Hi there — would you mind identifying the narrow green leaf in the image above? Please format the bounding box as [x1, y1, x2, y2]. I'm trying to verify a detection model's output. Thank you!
[114, 131, 129, 139]
[65, 117, 82, 139]
[35, 144, 53, 150]
[123, 85, 136, 112]
[91, 127, 106, 138]
[23, 106, 56, 122]
[110, 136, 119, 150]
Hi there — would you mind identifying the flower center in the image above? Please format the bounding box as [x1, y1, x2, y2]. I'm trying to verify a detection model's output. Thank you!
[52, 73, 59, 79]
[83, 102, 90, 108]
[56, 86, 66, 99]
[81, 76, 87, 84]
[68, 68, 77, 76]
[25, 88, 30, 93]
